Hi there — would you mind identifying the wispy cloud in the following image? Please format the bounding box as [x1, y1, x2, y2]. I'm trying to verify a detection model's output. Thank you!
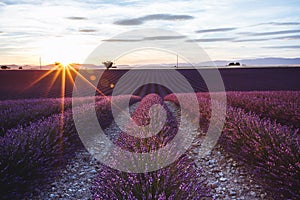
[141, 14, 193, 21]
[143, 35, 186, 40]
[115, 18, 142, 25]
[114, 14, 194, 26]
[186, 38, 235, 42]
[79, 29, 97, 33]
[233, 35, 300, 43]
[0, 0, 21, 5]
[264, 45, 300, 49]
[102, 39, 141, 42]
[195, 28, 236, 33]
[241, 29, 300, 36]
[233, 38, 270, 42]
[103, 35, 186, 42]
[274, 35, 300, 40]
[1, 0, 300, 64]
[66, 16, 87, 20]
[254, 22, 300, 26]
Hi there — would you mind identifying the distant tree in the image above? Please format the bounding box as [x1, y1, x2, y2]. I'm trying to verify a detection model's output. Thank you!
[1, 66, 9, 69]
[102, 61, 114, 70]
[227, 62, 241, 66]
[19, 66, 23, 69]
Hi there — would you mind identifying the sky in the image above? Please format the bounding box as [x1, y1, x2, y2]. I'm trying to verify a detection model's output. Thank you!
[0, 0, 300, 66]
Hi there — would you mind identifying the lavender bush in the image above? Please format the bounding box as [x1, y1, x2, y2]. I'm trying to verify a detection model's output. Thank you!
[0, 98, 73, 136]
[93, 94, 211, 199]
[226, 91, 300, 128]
[0, 96, 108, 136]
[0, 95, 140, 199]
[164, 93, 212, 133]
[92, 155, 210, 200]
[219, 107, 300, 199]
[0, 110, 80, 199]
[115, 93, 178, 153]
[95, 95, 141, 130]
[165, 92, 300, 199]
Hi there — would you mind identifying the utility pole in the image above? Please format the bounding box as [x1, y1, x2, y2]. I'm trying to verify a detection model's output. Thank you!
[176, 53, 178, 68]
[39, 56, 42, 70]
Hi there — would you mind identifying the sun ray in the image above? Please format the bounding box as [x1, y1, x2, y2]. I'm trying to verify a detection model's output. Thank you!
[59, 65, 66, 167]
[68, 66, 132, 118]
[66, 65, 77, 91]
[44, 69, 61, 96]
[23, 65, 60, 91]
[68, 65, 107, 97]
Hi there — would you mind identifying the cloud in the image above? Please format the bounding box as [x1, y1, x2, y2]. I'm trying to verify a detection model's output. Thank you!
[102, 39, 142, 42]
[233, 35, 300, 42]
[79, 29, 97, 32]
[0, 0, 19, 5]
[66, 16, 88, 20]
[186, 38, 235, 42]
[254, 22, 300, 26]
[0, 0, 44, 5]
[242, 29, 300, 36]
[1, 0, 300, 64]
[264, 45, 300, 49]
[143, 35, 186, 40]
[114, 18, 143, 25]
[233, 38, 271, 42]
[195, 28, 236, 33]
[102, 35, 186, 42]
[114, 14, 194, 26]
[141, 14, 193, 21]
[274, 35, 300, 40]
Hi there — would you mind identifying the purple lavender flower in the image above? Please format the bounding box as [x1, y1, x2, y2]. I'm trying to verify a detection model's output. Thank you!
[165, 91, 300, 199]
[92, 93, 211, 199]
[92, 155, 210, 200]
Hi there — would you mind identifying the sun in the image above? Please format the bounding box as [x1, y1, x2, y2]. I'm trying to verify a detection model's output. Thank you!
[54, 61, 71, 69]
[39, 37, 84, 65]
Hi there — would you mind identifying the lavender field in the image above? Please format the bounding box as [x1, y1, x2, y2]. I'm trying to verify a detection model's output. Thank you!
[2, 0, 300, 199]
[0, 91, 299, 199]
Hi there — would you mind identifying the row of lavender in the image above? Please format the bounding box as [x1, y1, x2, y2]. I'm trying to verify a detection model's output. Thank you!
[225, 90, 300, 198]
[92, 94, 211, 199]
[226, 91, 300, 129]
[0, 95, 141, 199]
[1, 94, 212, 199]
[0, 110, 78, 198]
[0, 98, 73, 136]
[2, 91, 299, 199]
[0, 96, 100, 136]
[164, 91, 300, 199]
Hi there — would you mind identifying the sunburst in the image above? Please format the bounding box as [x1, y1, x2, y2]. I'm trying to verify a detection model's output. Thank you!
[24, 62, 111, 165]
[24, 63, 131, 166]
